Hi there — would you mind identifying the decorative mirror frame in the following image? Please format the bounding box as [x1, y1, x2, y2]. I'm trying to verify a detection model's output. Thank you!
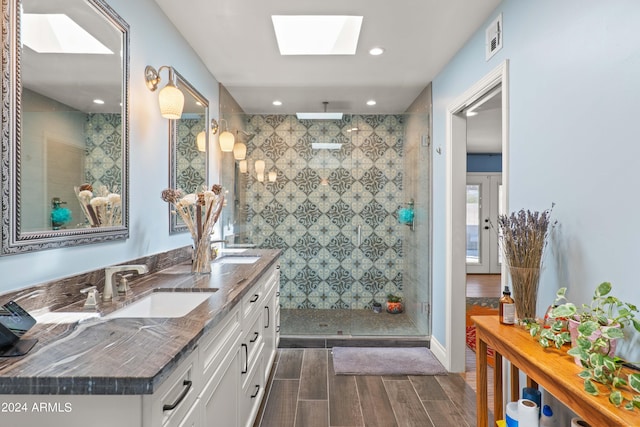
[1, 0, 130, 255]
[169, 70, 209, 234]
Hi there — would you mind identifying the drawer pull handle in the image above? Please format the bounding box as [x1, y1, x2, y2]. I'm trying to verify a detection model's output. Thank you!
[241, 344, 248, 374]
[251, 384, 260, 399]
[162, 380, 192, 411]
[250, 332, 259, 343]
[276, 325, 280, 332]
[250, 294, 259, 303]
[276, 292, 280, 297]
[265, 306, 270, 328]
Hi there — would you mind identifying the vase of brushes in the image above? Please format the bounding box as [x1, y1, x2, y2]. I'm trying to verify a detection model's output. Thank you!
[192, 235, 212, 274]
[162, 184, 225, 275]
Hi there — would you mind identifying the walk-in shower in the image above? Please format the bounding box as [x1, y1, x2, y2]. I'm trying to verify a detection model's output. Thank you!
[219, 105, 431, 339]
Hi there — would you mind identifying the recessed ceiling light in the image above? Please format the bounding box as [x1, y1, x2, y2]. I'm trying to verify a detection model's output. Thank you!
[369, 47, 385, 56]
[272, 100, 283, 106]
[93, 99, 105, 105]
[272, 15, 363, 55]
[366, 100, 377, 106]
[22, 14, 113, 54]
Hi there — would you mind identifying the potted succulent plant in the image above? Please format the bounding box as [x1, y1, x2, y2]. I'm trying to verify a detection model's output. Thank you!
[530, 282, 640, 410]
[386, 294, 404, 314]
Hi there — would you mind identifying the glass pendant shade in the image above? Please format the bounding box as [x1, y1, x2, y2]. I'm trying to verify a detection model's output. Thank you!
[233, 142, 247, 160]
[219, 131, 235, 152]
[239, 160, 248, 173]
[254, 160, 265, 175]
[268, 171, 277, 182]
[196, 131, 206, 152]
[158, 82, 184, 119]
[257, 173, 265, 182]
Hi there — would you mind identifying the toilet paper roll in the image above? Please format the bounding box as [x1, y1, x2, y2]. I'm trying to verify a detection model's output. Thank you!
[571, 418, 591, 427]
[505, 401, 519, 427]
[517, 399, 538, 427]
[522, 387, 541, 412]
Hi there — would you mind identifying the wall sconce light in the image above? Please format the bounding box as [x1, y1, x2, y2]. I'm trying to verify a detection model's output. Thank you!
[144, 65, 184, 119]
[196, 131, 206, 152]
[254, 159, 265, 175]
[218, 118, 235, 152]
[233, 142, 247, 160]
[239, 160, 248, 173]
[210, 118, 219, 135]
[268, 171, 277, 182]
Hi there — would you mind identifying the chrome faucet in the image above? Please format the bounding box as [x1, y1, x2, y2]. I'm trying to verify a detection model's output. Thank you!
[103, 265, 149, 302]
[210, 239, 228, 259]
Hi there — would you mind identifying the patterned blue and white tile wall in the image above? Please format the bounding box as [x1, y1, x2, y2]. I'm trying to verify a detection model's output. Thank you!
[175, 118, 207, 193]
[84, 113, 122, 192]
[240, 114, 406, 309]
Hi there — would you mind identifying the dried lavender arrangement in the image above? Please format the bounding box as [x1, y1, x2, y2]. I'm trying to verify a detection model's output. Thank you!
[497, 206, 554, 323]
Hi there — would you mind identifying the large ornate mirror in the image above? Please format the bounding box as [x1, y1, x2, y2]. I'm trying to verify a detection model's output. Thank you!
[1, 0, 130, 254]
[169, 71, 209, 234]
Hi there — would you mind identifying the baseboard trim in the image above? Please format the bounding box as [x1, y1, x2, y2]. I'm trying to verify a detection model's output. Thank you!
[279, 336, 430, 349]
[429, 336, 449, 371]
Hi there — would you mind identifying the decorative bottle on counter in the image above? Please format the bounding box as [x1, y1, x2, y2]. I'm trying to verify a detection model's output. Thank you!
[50, 197, 72, 230]
[499, 286, 516, 325]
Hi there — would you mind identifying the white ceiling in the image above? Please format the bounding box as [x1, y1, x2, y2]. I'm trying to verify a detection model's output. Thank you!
[153, 0, 502, 114]
[466, 88, 502, 153]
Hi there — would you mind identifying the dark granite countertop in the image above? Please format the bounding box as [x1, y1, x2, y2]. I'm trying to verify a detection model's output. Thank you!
[0, 249, 280, 395]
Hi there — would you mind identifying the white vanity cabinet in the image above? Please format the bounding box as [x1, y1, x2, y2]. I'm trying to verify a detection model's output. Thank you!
[198, 302, 243, 427]
[199, 262, 280, 427]
[0, 261, 280, 427]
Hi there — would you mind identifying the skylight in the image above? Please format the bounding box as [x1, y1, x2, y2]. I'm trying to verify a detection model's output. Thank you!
[296, 112, 344, 120]
[272, 15, 363, 55]
[22, 14, 113, 54]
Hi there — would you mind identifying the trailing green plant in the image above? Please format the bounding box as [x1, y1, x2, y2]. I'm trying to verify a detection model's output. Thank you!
[386, 293, 402, 303]
[530, 282, 640, 410]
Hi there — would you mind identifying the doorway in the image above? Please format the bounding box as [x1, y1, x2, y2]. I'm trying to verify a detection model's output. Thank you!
[443, 61, 509, 372]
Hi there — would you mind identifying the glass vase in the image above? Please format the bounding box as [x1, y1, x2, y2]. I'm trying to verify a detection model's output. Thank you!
[508, 266, 540, 325]
[192, 236, 211, 274]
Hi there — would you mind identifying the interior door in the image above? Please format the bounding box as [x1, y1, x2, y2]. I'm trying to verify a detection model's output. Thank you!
[466, 173, 502, 274]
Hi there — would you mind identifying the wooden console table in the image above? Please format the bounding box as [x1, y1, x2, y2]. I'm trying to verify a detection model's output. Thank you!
[473, 315, 640, 427]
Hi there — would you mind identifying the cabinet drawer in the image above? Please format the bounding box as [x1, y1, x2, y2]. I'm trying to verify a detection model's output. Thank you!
[242, 282, 264, 320]
[243, 310, 263, 367]
[145, 350, 200, 427]
[199, 305, 241, 380]
[241, 352, 264, 427]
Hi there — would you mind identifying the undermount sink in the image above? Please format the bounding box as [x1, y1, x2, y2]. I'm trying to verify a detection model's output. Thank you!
[215, 255, 260, 264]
[106, 292, 214, 319]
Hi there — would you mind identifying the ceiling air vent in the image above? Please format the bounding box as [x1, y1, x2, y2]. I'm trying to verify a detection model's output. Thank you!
[485, 13, 502, 61]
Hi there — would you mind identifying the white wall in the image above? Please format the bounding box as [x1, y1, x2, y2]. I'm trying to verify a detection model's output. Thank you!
[431, 0, 640, 361]
[0, 0, 221, 292]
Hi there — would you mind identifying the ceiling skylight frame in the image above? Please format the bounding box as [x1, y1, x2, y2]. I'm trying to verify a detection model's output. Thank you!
[22, 13, 113, 54]
[296, 112, 344, 120]
[271, 15, 363, 56]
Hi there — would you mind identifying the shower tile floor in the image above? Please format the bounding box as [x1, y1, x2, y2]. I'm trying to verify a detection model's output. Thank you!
[280, 309, 423, 336]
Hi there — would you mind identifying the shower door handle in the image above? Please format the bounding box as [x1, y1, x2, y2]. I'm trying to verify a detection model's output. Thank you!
[357, 225, 362, 246]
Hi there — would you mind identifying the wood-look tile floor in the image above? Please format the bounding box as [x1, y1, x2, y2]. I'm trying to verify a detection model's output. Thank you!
[255, 349, 493, 427]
